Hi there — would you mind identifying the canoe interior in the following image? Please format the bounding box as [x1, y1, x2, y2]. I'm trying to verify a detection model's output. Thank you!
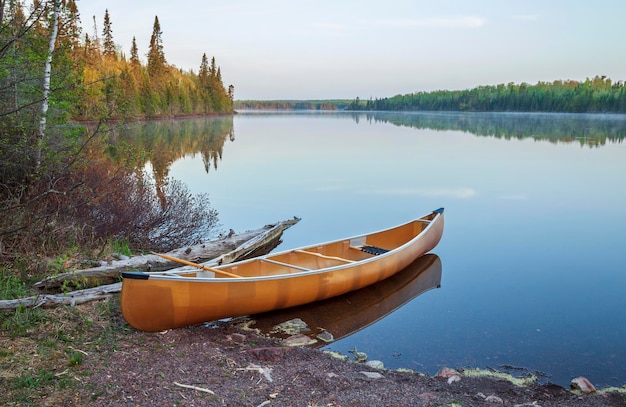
[172, 215, 435, 279]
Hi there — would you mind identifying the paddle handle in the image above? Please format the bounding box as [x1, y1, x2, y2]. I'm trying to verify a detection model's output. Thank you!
[152, 252, 242, 278]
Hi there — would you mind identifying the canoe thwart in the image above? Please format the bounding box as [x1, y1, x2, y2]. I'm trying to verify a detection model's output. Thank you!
[294, 249, 356, 263]
[261, 258, 311, 271]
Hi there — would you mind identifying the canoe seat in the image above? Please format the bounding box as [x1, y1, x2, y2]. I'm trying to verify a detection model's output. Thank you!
[361, 245, 389, 256]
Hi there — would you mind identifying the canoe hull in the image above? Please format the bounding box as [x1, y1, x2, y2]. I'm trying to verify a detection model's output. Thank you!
[121, 209, 444, 332]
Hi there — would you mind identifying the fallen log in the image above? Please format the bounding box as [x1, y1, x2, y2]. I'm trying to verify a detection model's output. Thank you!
[0, 217, 300, 310]
[32, 217, 300, 293]
[0, 283, 122, 309]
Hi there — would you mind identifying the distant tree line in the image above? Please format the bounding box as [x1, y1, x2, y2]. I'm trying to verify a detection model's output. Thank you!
[234, 100, 347, 110]
[348, 76, 626, 113]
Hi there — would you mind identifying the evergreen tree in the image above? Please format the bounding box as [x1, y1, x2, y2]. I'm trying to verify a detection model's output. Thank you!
[130, 36, 140, 67]
[102, 9, 115, 59]
[58, 0, 81, 50]
[199, 53, 209, 86]
[147, 15, 166, 76]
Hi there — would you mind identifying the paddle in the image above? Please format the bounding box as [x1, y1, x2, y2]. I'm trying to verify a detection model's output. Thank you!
[152, 252, 242, 278]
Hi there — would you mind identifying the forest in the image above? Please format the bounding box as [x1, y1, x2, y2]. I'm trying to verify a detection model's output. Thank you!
[0, 1, 231, 267]
[234, 100, 346, 110]
[347, 76, 626, 113]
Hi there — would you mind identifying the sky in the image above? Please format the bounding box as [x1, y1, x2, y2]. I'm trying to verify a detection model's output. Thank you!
[76, 0, 626, 100]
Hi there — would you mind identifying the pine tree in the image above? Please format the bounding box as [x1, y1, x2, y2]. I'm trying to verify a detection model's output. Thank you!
[199, 53, 209, 86]
[147, 16, 166, 76]
[58, 0, 81, 50]
[130, 36, 140, 67]
[102, 9, 116, 59]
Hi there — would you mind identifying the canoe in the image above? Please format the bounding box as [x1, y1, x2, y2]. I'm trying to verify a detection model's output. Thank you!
[121, 208, 444, 332]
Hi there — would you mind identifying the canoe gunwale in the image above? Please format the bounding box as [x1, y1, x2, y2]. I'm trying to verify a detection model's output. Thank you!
[133, 209, 444, 284]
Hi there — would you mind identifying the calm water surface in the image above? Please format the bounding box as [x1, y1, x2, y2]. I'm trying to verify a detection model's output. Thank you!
[127, 111, 626, 387]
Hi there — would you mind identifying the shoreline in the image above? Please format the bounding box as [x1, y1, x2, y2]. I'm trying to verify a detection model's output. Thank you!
[2, 299, 625, 406]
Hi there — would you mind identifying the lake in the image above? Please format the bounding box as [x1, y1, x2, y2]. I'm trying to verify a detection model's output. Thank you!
[121, 111, 626, 388]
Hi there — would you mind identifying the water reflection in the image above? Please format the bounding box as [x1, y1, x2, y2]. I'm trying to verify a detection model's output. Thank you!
[351, 111, 626, 147]
[238, 110, 626, 147]
[247, 254, 442, 347]
[103, 116, 234, 183]
[104, 112, 626, 185]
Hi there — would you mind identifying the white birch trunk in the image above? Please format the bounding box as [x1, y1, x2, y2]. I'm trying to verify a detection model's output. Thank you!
[35, 0, 60, 170]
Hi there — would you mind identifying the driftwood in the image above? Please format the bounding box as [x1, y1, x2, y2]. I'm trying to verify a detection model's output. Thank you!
[0, 218, 300, 310]
[0, 283, 122, 309]
[32, 217, 300, 293]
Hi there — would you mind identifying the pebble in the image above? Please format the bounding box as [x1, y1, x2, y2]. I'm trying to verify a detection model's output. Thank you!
[435, 367, 461, 379]
[485, 395, 504, 403]
[316, 330, 334, 343]
[271, 318, 310, 335]
[282, 333, 317, 347]
[447, 375, 461, 384]
[365, 360, 384, 370]
[477, 393, 504, 404]
[360, 371, 384, 379]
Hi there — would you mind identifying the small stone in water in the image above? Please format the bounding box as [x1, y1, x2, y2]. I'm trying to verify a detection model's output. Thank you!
[316, 330, 334, 343]
[348, 347, 367, 362]
[271, 318, 310, 335]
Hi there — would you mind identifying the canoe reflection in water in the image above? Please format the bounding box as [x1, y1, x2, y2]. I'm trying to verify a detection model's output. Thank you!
[245, 254, 442, 347]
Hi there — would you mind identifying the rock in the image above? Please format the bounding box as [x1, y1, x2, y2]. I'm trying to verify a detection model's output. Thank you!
[323, 351, 348, 361]
[248, 347, 292, 362]
[447, 375, 461, 384]
[360, 371, 384, 379]
[348, 347, 367, 362]
[282, 333, 317, 347]
[435, 367, 461, 379]
[485, 395, 504, 403]
[316, 330, 334, 343]
[271, 318, 310, 335]
[570, 376, 596, 394]
[365, 360, 384, 370]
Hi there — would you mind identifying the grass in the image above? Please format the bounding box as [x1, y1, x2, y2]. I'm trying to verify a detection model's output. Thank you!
[111, 239, 132, 257]
[0, 294, 129, 405]
[0, 270, 34, 300]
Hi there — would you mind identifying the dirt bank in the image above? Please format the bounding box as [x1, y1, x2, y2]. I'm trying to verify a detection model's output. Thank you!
[81, 323, 625, 406]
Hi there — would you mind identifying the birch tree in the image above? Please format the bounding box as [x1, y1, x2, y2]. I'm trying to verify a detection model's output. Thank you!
[35, 0, 60, 172]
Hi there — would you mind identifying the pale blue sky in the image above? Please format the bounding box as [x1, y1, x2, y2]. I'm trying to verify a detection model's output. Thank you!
[77, 0, 626, 100]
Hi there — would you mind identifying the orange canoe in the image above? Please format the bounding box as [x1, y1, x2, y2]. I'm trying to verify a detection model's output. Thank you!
[121, 208, 444, 332]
